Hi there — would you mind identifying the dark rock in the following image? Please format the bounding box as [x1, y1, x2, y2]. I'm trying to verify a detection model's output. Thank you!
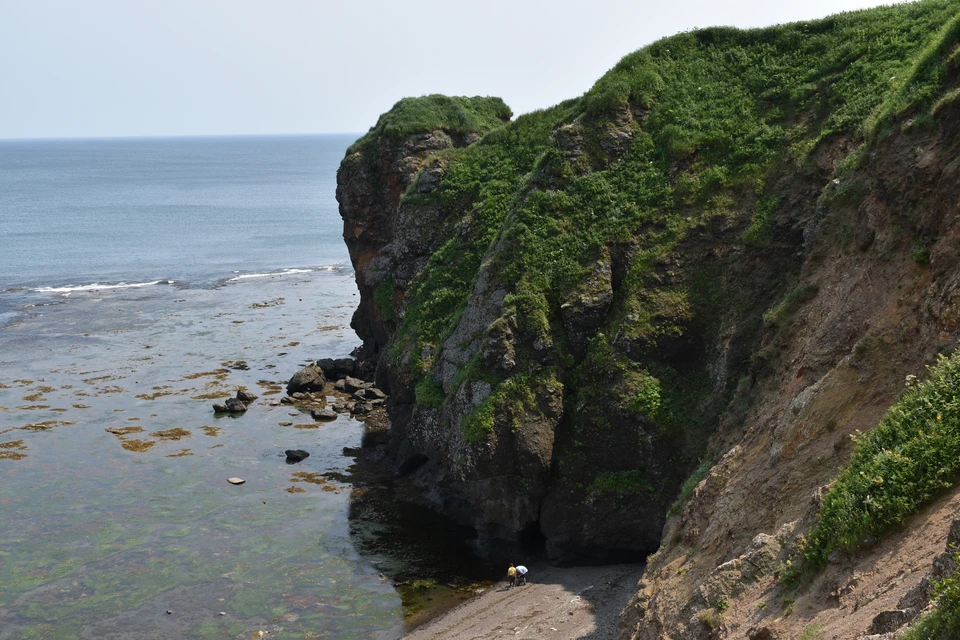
[354, 387, 387, 400]
[869, 609, 917, 635]
[286, 365, 326, 394]
[213, 397, 247, 413]
[315, 357, 357, 379]
[947, 518, 960, 547]
[933, 549, 958, 579]
[236, 388, 258, 403]
[342, 376, 364, 393]
[342, 447, 361, 457]
[284, 449, 310, 463]
[398, 453, 429, 475]
[332, 402, 349, 413]
[311, 408, 337, 421]
[280, 396, 294, 405]
[746, 627, 777, 640]
[898, 577, 932, 610]
[351, 402, 373, 415]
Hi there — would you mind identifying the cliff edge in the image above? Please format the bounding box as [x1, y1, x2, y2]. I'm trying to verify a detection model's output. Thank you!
[338, 1, 960, 637]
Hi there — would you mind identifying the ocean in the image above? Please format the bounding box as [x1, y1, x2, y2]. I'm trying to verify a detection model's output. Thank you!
[0, 136, 491, 639]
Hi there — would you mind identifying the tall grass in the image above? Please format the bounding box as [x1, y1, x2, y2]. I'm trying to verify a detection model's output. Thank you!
[803, 352, 960, 570]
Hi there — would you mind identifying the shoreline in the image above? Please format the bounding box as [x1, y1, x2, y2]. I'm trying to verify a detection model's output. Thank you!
[401, 562, 644, 640]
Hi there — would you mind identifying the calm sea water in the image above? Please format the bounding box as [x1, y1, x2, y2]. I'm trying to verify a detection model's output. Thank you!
[0, 136, 491, 639]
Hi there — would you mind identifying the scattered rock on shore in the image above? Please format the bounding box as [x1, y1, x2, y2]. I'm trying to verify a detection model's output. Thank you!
[236, 388, 258, 403]
[213, 397, 247, 413]
[227, 477, 245, 485]
[315, 357, 357, 379]
[311, 408, 337, 421]
[342, 376, 365, 393]
[286, 365, 326, 394]
[351, 402, 373, 415]
[284, 449, 310, 463]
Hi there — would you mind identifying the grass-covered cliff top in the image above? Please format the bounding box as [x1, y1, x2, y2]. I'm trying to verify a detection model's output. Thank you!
[386, 0, 960, 396]
[356, 0, 960, 557]
[347, 95, 512, 155]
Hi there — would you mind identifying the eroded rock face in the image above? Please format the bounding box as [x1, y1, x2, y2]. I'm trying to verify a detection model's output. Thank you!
[337, 130, 464, 354]
[619, 99, 960, 640]
[336, 98, 777, 562]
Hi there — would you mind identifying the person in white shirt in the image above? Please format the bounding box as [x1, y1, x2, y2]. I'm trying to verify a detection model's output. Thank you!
[515, 564, 528, 586]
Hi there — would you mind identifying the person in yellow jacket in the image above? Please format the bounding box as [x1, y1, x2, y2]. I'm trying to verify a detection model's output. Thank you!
[507, 563, 517, 588]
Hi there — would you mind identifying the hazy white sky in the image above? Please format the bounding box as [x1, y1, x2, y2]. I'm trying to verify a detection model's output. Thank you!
[0, 0, 914, 139]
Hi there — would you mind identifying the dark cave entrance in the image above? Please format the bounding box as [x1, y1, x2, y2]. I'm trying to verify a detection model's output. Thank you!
[520, 520, 547, 556]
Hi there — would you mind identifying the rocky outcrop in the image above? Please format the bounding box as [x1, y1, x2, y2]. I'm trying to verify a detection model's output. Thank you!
[286, 364, 326, 395]
[336, 11, 960, 638]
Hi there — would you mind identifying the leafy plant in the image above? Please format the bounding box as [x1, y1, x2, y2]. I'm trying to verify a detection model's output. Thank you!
[803, 352, 960, 571]
[900, 553, 960, 639]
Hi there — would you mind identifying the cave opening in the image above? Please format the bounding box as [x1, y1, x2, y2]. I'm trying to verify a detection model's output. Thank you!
[520, 520, 547, 556]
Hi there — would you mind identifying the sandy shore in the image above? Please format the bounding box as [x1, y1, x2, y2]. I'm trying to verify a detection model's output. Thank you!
[402, 562, 644, 640]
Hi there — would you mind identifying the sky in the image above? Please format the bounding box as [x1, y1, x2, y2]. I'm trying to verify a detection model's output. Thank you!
[0, 0, 917, 139]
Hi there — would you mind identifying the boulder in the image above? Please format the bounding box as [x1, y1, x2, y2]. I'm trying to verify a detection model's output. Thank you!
[284, 449, 310, 463]
[311, 408, 337, 421]
[351, 402, 373, 415]
[213, 397, 247, 413]
[236, 388, 258, 403]
[286, 365, 326, 394]
[869, 609, 917, 635]
[342, 376, 365, 393]
[354, 387, 387, 400]
[315, 357, 357, 379]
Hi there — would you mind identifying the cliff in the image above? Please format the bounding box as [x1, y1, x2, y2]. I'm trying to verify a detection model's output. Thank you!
[338, 1, 960, 636]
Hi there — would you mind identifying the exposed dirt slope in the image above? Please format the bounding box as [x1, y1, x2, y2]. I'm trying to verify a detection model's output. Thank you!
[619, 95, 960, 640]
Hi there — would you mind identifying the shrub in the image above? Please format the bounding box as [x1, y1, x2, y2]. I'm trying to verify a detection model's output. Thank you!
[763, 283, 819, 328]
[900, 554, 960, 639]
[668, 459, 713, 516]
[803, 352, 960, 570]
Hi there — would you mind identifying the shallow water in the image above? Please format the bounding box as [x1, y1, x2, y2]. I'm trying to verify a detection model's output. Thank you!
[0, 271, 413, 639]
[0, 136, 494, 639]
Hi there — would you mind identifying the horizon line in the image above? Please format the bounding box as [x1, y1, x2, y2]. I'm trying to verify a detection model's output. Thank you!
[0, 131, 364, 143]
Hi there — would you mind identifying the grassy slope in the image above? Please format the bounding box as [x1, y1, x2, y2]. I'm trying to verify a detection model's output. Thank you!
[392, 0, 959, 433]
[369, 0, 960, 571]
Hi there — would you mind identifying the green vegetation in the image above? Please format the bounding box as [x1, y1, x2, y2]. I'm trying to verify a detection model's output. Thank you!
[589, 469, 656, 498]
[798, 622, 825, 640]
[743, 196, 781, 247]
[374, 278, 396, 324]
[461, 397, 496, 443]
[668, 459, 714, 516]
[901, 555, 960, 639]
[763, 283, 819, 328]
[803, 352, 960, 571]
[353, 2, 960, 545]
[348, 95, 512, 154]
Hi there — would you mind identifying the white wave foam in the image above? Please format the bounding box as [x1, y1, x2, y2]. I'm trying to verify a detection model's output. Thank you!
[35, 280, 170, 293]
[228, 268, 314, 281]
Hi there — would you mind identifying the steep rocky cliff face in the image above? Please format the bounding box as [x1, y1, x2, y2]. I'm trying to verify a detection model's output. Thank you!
[338, 2, 960, 635]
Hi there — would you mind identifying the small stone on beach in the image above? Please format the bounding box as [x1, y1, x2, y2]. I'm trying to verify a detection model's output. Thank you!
[227, 477, 245, 485]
